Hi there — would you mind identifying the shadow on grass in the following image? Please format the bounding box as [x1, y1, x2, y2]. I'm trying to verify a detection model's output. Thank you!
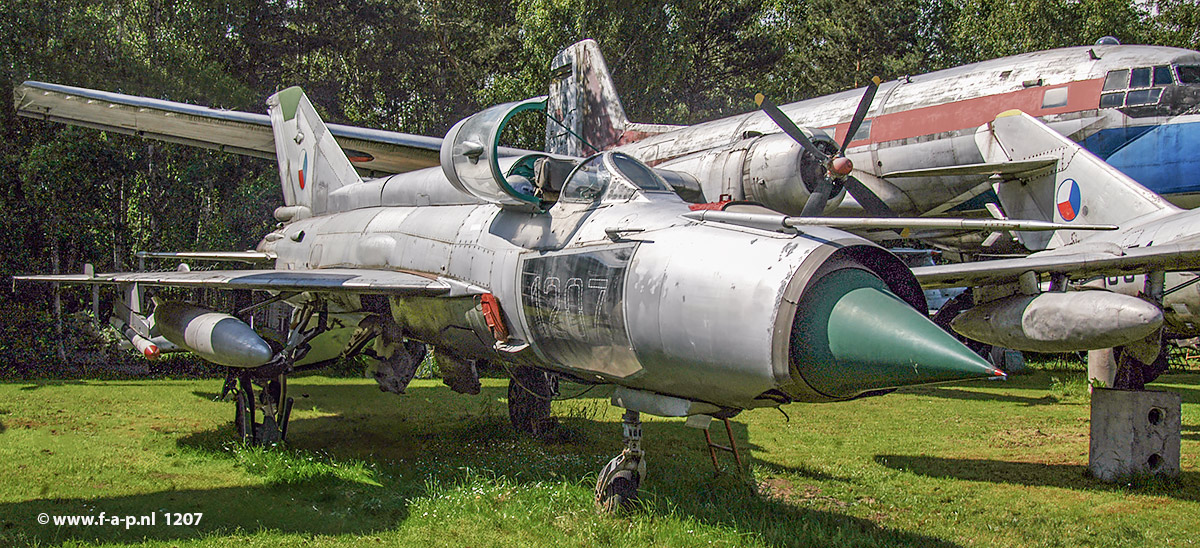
[906, 385, 1062, 406]
[14, 379, 211, 391]
[18, 380, 87, 391]
[752, 459, 855, 484]
[874, 454, 1200, 502]
[1, 380, 961, 547]
[0, 477, 407, 546]
[903, 371, 1200, 406]
[1156, 384, 1200, 405]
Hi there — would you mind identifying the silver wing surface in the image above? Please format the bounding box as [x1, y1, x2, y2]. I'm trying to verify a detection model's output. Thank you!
[134, 251, 275, 264]
[912, 242, 1200, 289]
[13, 268, 482, 296]
[14, 81, 443, 174]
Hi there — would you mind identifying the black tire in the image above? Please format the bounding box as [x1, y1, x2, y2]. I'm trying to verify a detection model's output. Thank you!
[598, 470, 639, 512]
[234, 389, 253, 445]
[507, 367, 555, 435]
[256, 415, 282, 446]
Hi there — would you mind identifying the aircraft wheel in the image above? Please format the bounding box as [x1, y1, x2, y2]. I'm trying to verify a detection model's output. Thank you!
[597, 470, 639, 512]
[507, 367, 556, 435]
[255, 415, 283, 446]
[370, 340, 427, 394]
[1113, 344, 1169, 390]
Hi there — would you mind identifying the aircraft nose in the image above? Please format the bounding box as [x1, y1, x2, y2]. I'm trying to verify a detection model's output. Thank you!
[789, 268, 1002, 399]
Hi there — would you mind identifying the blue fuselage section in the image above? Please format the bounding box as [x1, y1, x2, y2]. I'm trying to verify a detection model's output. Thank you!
[1082, 120, 1200, 199]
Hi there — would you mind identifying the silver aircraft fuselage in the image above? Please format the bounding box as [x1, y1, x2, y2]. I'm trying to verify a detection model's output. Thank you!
[262, 165, 866, 408]
[257, 151, 988, 410]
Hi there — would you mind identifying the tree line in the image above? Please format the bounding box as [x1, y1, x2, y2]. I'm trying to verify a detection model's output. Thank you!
[1, 0, 1196, 372]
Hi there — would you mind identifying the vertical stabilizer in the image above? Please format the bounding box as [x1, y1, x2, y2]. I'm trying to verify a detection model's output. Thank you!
[546, 40, 630, 156]
[267, 87, 362, 214]
[977, 110, 1181, 250]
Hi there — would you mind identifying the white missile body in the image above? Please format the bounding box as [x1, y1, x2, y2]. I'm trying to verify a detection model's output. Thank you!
[108, 317, 163, 360]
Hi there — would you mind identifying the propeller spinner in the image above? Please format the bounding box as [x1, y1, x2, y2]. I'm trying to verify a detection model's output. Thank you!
[756, 77, 895, 217]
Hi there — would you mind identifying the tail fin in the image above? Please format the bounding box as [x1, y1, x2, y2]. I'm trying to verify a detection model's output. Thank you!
[545, 40, 630, 156]
[977, 110, 1181, 250]
[267, 87, 362, 214]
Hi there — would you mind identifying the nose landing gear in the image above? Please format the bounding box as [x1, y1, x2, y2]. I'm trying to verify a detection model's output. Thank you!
[595, 410, 646, 512]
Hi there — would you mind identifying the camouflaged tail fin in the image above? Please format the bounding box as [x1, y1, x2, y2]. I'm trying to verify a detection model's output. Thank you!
[545, 40, 630, 157]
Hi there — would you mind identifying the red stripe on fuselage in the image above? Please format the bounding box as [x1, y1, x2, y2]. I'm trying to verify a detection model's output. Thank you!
[823, 78, 1105, 146]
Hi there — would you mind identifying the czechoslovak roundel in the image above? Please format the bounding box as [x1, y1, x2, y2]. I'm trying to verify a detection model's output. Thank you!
[1056, 179, 1081, 221]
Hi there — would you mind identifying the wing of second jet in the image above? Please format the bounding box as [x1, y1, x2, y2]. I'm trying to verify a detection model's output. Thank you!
[912, 241, 1200, 289]
[15, 81, 446, 174]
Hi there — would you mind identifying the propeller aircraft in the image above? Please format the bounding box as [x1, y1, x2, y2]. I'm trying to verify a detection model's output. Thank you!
[546, 39, 1200, 253]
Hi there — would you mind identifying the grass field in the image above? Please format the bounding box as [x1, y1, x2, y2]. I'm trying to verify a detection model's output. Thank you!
[0, 370, 1197, 547]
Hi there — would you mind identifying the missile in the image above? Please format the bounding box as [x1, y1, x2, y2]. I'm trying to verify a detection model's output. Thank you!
[950, 291, 1163, 352]
[107, 317, 160, 360]
[152, 301, 274, 368]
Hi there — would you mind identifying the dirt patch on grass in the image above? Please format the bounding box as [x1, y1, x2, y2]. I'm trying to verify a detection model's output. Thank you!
[6, 417, 47, 429]
[757, 477, 850, 508]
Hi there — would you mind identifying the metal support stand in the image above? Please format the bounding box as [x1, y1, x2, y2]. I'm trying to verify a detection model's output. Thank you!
[703, 418, 743, 475]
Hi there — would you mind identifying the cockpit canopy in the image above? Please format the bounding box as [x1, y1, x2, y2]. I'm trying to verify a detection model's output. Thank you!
[560, 152, 673, 205]
[441, 97, 676, 212]
[441, 97, 548, 212]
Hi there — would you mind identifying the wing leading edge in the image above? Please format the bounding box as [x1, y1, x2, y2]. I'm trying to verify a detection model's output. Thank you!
[14, 268, 485, 297]
[912, 242, 1200, 289]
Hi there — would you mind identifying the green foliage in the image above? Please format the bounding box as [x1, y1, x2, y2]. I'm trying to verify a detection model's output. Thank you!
[2, 0, 1198, 371]
[1047, 373, 1090, 402]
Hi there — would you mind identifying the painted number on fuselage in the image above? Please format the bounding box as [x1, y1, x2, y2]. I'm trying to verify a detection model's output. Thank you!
[520, 245, 634, 369]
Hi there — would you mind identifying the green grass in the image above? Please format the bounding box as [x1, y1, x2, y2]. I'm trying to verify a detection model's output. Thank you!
[0, 371, 1197, 547]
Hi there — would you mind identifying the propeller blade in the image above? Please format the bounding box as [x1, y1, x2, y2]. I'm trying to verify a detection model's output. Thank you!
[840, 76, 882, 156]
[842, 175, 896, 217]
[800, 178, 835, 217]
[756, 93, 829, 162]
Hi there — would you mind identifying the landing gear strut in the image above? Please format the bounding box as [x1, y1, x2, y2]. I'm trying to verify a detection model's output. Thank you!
[229, 370, 294, 446]
[595, 410, 646, 512]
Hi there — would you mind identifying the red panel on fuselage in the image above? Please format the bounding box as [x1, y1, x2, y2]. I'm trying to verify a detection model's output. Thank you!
[823, 78, 1105, 146]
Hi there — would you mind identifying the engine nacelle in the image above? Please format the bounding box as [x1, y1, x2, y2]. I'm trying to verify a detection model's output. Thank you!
[655, 132, 844, 214]
[741, 132, 843, 214]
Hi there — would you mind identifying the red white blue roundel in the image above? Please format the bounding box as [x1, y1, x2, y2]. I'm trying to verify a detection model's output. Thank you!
[1056, 178, 1081, 221]
[298, 150, 308, 190]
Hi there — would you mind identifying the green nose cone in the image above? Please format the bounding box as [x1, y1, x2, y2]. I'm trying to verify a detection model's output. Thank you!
[791, 268, 1002, 399]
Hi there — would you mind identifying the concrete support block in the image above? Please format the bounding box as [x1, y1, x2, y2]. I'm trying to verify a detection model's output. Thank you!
[1087, 348, 1117, 387]
[1089, 388, 1181, 482]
